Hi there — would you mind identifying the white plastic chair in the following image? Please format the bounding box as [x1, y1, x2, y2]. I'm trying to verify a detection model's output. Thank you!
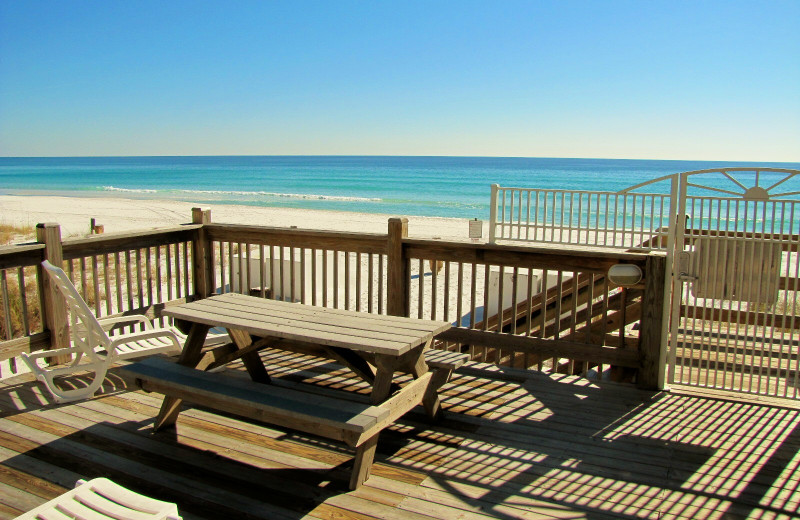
[20, 260, 183, 403]
[14, 477, 181, 520]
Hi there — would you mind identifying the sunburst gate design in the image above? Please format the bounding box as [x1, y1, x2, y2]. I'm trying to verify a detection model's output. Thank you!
[683, 168, 800, 201]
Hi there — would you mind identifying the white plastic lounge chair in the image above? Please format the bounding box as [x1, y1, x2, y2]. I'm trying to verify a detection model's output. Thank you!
[14, 477, 181, 520]
[20, 260, 183, 403]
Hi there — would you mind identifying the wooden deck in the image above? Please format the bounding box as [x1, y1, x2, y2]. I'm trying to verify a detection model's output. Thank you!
[0, 349, 798, 520]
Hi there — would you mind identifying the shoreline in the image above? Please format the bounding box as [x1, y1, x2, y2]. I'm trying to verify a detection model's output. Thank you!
[0, 194, 485, 241]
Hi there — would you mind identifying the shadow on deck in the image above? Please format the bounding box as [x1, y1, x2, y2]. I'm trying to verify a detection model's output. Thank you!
[0, 349, 798, 520]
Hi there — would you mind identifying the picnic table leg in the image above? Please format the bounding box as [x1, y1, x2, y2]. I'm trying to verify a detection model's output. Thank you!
[154, 323, 210, 431]
[406, 340, 445, 419]
[371, 342, 430, 404]
[349, 434, 379, 490]
[227, 328, 271, 384]
[407, 341, 430, 379]
[370, 357, 396, 404]
[422, 370, 451, 420]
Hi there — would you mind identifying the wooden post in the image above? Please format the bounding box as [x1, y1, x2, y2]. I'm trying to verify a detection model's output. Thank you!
[191, 208, 213, 300]
[386, 218, 409, 317]
[36, 223, 70, 364]
[638, 252, 667, 390]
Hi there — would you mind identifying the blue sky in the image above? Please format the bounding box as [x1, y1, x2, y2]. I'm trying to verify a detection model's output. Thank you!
[1, 1, 798, 161]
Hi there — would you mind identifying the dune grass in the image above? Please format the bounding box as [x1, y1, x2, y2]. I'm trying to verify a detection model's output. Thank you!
[0, 223, 35, 245]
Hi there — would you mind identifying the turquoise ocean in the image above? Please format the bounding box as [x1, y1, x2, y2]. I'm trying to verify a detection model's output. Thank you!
[1, 156, 799, 220]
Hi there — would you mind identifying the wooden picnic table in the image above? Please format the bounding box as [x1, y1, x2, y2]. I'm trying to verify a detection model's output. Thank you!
[126, 292, 452, 488]
[162, 292, 450, 403]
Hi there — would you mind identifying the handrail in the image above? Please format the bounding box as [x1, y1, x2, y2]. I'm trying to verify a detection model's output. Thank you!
[402, 237, 647, 272]
[0, 243, 45, 270]
[62, 225, 200, 260]
[204, 223, 388, 253]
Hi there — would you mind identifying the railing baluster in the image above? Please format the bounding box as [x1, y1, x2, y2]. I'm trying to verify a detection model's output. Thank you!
[367, 253, 374, 313]
[344, 250, 351, 310]
[102, 254, 112, 315]
[311, 248, 318, 306]
[269, 245, 276, 301]
[155, 246, 163, 311]
[355, 252, 361, 312]
[259, 245, 266, 298]
[288, 246, 295, 302]
[300, 247, 306, 304]
[333, 250, 339, 309]
[136, 249, 144, 309]
[18, 267, 30, 336]
[322, 249, 328, 307]
[431, 259, 438, 321]
[79, 257, 88, 303]
[417, 258, 424, 320]
[1, 270, 12, 340]
[183, 241, 190, 297]
[378, 254, 384, 314]
[146, 247, 154, 309]
[443, 260, 451, 323]
[244, 243, 252, 297]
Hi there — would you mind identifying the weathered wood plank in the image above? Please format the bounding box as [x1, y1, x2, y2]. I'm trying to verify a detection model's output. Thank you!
[0, 244, 45, 271]
[0, 332, 50, 361]
[204, 224, 388, 254]
[403, 238, 648, 272]
[61, 226, 199, 260]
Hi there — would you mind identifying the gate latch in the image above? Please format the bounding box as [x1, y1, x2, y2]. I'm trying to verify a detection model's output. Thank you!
[677, 251, 697, 281]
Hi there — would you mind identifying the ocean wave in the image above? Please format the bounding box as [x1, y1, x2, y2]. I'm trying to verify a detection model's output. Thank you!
[102, 186, 158, 193]
[102, 186, 380, 202]
[176, 189, 381, 202]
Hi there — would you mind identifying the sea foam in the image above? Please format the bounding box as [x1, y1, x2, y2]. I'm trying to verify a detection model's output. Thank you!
[102, 186, 380, 202]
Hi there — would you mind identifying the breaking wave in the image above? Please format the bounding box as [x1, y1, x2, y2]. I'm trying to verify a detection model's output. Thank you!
[102, 186, 380, 202]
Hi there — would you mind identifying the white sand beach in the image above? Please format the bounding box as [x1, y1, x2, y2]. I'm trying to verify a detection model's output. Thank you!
[0, 194, 486, 241]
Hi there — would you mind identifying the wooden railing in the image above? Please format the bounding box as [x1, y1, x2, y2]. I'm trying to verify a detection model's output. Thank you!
[0, 210, 667, 389]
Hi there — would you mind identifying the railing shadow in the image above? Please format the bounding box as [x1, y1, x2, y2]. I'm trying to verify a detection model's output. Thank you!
[401, 370, 800, 519]
[392, 372, 703, 519]
[0, 370, 131, 418]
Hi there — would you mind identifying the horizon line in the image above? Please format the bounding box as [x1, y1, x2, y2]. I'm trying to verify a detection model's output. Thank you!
[1, 154, 799, 165]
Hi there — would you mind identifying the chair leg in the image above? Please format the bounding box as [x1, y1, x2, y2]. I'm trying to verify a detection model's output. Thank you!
[349, 434, 379, 490]
[37, 364, 108, 404]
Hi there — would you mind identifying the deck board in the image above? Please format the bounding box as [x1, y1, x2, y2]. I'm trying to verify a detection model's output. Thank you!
[0, 349, 798, 520]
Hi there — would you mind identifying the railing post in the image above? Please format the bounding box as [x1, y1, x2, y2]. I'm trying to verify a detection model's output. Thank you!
[387, 217, 409, 317]
[638, 252, 668, 390]
[191, 208, 213, 299]
[489, 184, 499, 243]
[36, 223, 70, 364]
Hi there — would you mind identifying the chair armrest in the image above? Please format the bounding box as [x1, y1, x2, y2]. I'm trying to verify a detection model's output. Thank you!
[21, 346, 81, 362]
[110, 329, 181, 349]
[97, 315, 154, 331]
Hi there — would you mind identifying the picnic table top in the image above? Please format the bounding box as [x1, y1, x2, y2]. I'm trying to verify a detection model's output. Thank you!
[162, 292, 452, 356]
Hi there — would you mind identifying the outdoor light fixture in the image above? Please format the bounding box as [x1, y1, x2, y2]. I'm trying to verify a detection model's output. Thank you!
[607, 264, 643, 286]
